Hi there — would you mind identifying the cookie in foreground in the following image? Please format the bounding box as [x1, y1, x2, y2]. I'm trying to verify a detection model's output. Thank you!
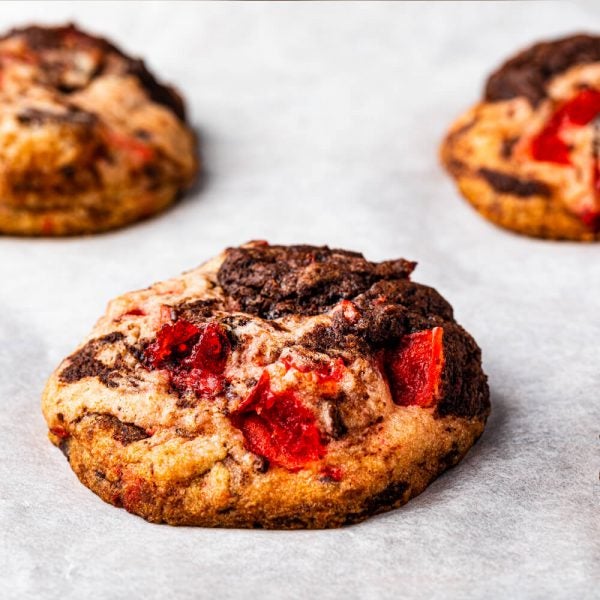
[0, 24, 197, 236]
[441, 34, 600, 240]
[42, 242, 490, 528]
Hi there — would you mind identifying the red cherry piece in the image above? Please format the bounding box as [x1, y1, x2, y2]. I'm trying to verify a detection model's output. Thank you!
[50, 426, 69, 439]
[386, 327, 444, 407]
[143, 320, 230, 398]
[144, 320, 200, 368]
[559, 88, 600, 125]
[530, 129, 571, 164]
[180, 323, 230, 374]
[231, 372, 326, 471]
[530, 88, 600, 165]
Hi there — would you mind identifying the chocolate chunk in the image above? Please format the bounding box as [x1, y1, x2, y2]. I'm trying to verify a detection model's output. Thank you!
[323, 400, 348, 440]
[500, 137, 519, 160]
[435, 324, 490, 419]
[265, 516, 310, 528]
[299, 322, 360, 355]
[217, 244, 415, 320]
[254, 456, 270, 473]
[356, 280, 454, 322]
[363, 480, 409, 512]
[16, 106, 97, 127]
[344, 480, 410, 524]
[173, 298, 222, 323]
[59, 437, 71, 459]
[445, 158, 467, 177]
[59, 331, 126, 387]
[299, 280, 453, 355]
[438, 442, 461, 470]
[479, 168, 551, 197]
[93, 414, 150, 445]
[2, 24, 94, 51]
[125, 59, 186, 122]
[61, 165, 76, 179]
[2, 24, 186, 121]
[485, 34, 600, 105]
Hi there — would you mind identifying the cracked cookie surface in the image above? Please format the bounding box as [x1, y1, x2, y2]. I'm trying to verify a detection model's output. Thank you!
[0, 24, 197, 235]
[42, 242, 489, 528]
[442, 34, 600, 240]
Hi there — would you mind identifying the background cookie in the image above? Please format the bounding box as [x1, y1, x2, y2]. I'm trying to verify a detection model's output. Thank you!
[0, 24, 197, 235]
[42, 242, 489, 529]
[441, 34, 600, 241]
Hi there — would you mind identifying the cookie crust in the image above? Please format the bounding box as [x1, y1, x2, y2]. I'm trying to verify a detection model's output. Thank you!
[442, 33, 600, 241]
[42, 243, 489, 528]
[0, 24, 197, 236]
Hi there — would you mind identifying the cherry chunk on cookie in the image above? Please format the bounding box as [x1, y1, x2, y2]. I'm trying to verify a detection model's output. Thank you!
[442, 34, 600, 240]
[42, 242, 489, 528]
[386, 328, 444, 408]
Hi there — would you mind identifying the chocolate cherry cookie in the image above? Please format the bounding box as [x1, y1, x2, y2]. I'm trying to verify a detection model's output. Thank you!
[0, 24, 197, 235]
[442, 34, 600, 240]
[42, 242, 489, 528]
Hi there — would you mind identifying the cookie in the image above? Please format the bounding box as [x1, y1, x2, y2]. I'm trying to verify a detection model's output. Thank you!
[42, 242, 490, 528]
[441, 34, 600, 240]
[0, 24, 197, 236]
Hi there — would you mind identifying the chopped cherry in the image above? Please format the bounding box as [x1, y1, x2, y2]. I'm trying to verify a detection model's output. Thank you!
[530, 88, 600, 165]
[50, 426, 69, 439]
[557, 88, 600, 125]
[385, 327, 444, 407]
[529, 89, 600, 228]
[180, 323, 230, 374]
[144, 320, 200, 368]
[143, 320, 230, 398]
[231, 371, 326, 471]
[530, 129, 571, 165]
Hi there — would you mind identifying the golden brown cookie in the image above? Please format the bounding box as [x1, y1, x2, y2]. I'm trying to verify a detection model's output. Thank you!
[42, 242, 489, 529]
[0, 24, 197, 236]
[441, 34, 600, 240]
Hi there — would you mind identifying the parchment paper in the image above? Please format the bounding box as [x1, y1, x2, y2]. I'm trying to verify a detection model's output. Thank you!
[0, 2, 598, 598]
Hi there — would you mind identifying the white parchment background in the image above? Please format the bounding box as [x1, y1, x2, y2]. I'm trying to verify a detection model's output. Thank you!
[0, 2, 598, 598]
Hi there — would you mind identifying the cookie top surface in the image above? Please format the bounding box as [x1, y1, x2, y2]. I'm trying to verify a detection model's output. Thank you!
[0, 24, 197, 235]
[42, 243, 489, 528]
[442, 33, 600, 240]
